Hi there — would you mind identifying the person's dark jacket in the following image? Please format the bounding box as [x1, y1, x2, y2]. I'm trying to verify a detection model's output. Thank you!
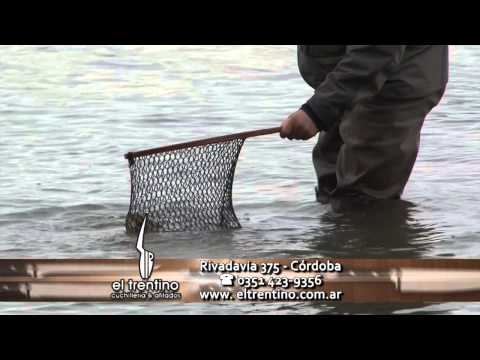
[298, 45, 449, 131]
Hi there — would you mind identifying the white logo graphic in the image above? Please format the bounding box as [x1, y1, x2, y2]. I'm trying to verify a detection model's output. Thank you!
[219, 273, 235, 287]
[136, 215, 154, 280]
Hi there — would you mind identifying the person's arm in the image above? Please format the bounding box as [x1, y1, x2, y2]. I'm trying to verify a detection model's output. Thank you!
[301, 45, 406, 131]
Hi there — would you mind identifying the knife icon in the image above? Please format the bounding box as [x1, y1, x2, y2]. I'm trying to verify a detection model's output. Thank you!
[136, 214, 154, 280]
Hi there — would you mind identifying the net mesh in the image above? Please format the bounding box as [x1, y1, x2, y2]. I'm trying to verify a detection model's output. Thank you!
[125, 138, 245, 234]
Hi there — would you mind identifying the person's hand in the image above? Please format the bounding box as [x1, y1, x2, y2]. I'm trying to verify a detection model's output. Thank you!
[280, 110, 319, 140]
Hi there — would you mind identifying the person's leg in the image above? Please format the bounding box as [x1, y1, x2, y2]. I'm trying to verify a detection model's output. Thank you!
[312, 120, 343, 203]
[332, 90, 445, 208]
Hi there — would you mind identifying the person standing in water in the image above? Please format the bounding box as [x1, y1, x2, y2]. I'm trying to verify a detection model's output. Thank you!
[280, 45, 449, 208]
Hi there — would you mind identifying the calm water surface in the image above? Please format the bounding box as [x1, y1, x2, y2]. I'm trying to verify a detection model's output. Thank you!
[0, 45, 479, 314]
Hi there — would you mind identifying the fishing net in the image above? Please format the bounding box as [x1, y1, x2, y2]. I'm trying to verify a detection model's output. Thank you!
[125, 128, 279, 234]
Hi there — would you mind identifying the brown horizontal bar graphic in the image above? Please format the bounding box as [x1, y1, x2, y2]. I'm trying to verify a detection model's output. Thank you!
[1, 259, 480, 303]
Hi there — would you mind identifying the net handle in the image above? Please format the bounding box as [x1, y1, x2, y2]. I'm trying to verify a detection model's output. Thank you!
[125, 127, 281, 160]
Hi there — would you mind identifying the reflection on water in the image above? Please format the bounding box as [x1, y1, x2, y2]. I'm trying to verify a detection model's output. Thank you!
[311, 199, 442, 258]
[0, 45, 479, 314]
